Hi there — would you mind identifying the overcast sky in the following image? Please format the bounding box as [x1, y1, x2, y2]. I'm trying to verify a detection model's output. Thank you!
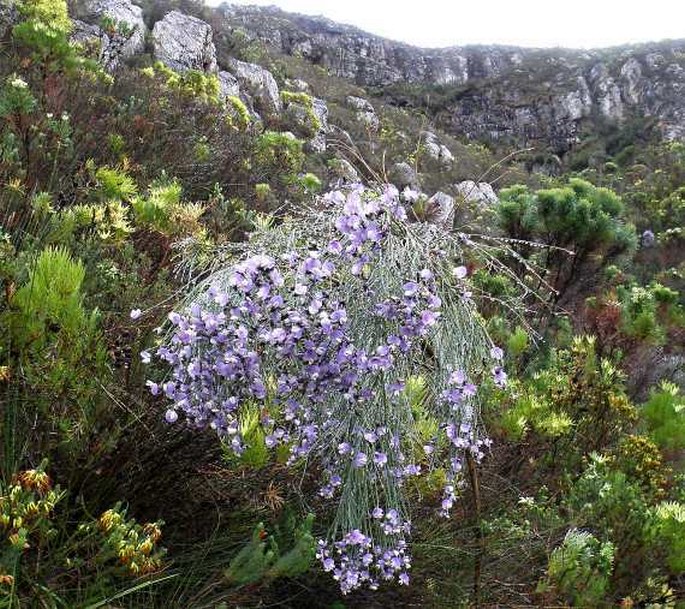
[210, 1, 685, 49]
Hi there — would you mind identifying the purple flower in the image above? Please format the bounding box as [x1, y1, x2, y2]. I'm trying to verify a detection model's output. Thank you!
[490, 346, 504, 360]
[403, 464, 420, 477]
[366, 225, 382, 242]
[363, 430, 378, 443]
[402, 282, 419, 297]
[165, 409, 178, 423]
[449, 370, 466, 385]
[420, 310, 438, 326]
[385, 509, 399, 524]
[492, 366, 508, 388]
[453, 266, 468, 279]
[463, 383, 477, 397]
[130, 308, 142, 320]
[373, 452, 388, 466]
[402, 187, 419, 202]
[353, 452, 368, 468]
[139, 184, 497, 595]
[346, 529, 368, 545]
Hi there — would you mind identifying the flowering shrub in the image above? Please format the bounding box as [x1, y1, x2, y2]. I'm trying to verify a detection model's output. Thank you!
[85, 504, 165, 577]
[0, 464, 64, 564]
[140, 184, 504, 593]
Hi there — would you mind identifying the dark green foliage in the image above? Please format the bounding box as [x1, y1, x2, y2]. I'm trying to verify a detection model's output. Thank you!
[497, 178, 637, 309]
[2, 246, 108, 463]
[537, 529, 615, 606]
[224, 514, 315, 586]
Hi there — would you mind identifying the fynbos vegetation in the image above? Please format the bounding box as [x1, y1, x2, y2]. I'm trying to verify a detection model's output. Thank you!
[0, 0, 683, 607]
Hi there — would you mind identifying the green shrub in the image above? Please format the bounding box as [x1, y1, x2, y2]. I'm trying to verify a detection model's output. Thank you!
[653, 501, 685, 573]
[0, 462, 167, 605]
[151, 62, 221, 105]
[497, 179, 637, 302]
[225, 95, 251, 130]
[538, 529, 615, 606]
[4, 246, 107, 454]
[642, 382, 685, 452]
[253, 131, 305, 185]
[224, 514, 315, 586]
[17, 0, 71, 33]
[498, 336, 637, 450]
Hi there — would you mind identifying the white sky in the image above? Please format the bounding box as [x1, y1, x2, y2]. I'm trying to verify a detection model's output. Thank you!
[210, 1, 685, 49]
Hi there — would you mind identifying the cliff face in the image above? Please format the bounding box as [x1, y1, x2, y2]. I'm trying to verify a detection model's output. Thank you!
[219, 4, 685, 153]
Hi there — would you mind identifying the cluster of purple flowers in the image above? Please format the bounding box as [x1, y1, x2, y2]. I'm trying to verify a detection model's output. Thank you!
[316, 507, 412, 594]
[434, 366, 499, 517]
[140, 184, 504, 593]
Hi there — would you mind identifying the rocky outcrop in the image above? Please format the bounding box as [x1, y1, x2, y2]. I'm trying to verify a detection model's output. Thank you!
[328, 158, 361, 186]
[282, 93, 329, 152]
[389, 162, 419, 190]
[346, 96, 380, 132]
[286, 78, 310, 93]
[220, 4, 502, 86]
[152, 11, 217, 73]
[227, 58, 281, 120]
[74, 0, 146, 69]
[0, 3, 19, 38]
[310, 98, 329, 152]
[454, 181, 498, 206]
[71, 19, 108, 56]
[420, 131, 454, 166]
[219, 4, 685, 151]
[218, 70, 240, 98]
[426, 191, 455, 227]
[62, 1, 685, 155]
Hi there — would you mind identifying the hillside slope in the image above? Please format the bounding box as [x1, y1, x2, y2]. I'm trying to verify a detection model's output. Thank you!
[219, 4, 685, 153]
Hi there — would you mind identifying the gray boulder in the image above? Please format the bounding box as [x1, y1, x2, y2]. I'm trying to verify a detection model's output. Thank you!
[152, 11, 217, 73]
[421, 131, 454, 166]
[454, 181, 498, 206]
[425, 191, 455, 227]
[346, 95, 380, 132]
[328, 158, 361, 186]
[0, 2, 19, 38]
[227, 58, 281, 120]
[218, 72, 264, 122]
[588, 62, 624, 121]
[218, 71, 240, 98]
[285, 78, 310, 93]
[309, 98, 329, 152]
[283, 94, 328, 152]
[70, 19, 109, 60]
[79, 0, 146, 67]
[389, 162, 419, 190]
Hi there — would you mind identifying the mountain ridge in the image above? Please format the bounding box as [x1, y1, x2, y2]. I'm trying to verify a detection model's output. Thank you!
[220, 2, 685, 53]
[218, 3, 685, 152]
